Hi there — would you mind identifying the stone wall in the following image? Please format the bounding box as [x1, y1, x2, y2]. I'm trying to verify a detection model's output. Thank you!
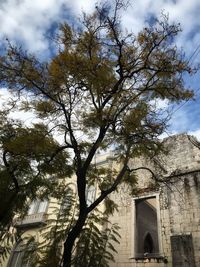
[2, 134, 200, 267]
[109, 134, 200, 267]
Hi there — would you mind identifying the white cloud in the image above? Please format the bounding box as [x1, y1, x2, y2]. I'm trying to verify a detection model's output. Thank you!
[120, 0, 200, 61]
[0, 88, 38, 125]
[150, 99, 169, 110]
[68, 0, 95, 14]
[189, 129, 200, 141]
[0, 0, 200, 60]
[0, 0, 200, 138]
[0, 0, 68, 53]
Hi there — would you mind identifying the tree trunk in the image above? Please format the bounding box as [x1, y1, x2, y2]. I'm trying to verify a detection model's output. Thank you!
[0, 191, 18, 225]
[62, 213, 87, 267]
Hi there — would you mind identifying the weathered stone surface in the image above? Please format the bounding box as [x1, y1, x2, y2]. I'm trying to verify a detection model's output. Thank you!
[109, 134, 200, 267]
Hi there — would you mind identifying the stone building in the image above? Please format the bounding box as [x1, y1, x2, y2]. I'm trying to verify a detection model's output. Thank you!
[1, 134, 200, 267]
[109, 134, 200, 267]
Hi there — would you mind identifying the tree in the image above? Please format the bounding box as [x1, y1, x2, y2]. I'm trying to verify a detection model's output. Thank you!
[0, 1, 194, 266]
[0, 113, 72, 264]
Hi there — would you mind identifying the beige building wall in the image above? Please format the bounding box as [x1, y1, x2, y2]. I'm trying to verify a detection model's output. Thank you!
[108, 134, 200, 267]
[2, 134, 200, 267]
[1, 196, 63, 267]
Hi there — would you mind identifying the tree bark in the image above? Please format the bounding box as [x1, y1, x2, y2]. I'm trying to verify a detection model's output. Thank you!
[0, 191, 18, 225]
[62, 212, 87, 267]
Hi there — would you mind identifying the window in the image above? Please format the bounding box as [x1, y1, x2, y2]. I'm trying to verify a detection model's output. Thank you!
[59, 188, 74, 215]
[86, 185, 96, 206]
[134, 196, 160, 257]
[8, 240, 35, 267]
[27, 200, 48, 215]
[171, 234, 195, 266]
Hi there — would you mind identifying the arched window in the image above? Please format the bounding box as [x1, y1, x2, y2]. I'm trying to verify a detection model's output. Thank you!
[144, 233, 154, 254]
[8, 239, 35, 267]
[135, 196, 159, 256]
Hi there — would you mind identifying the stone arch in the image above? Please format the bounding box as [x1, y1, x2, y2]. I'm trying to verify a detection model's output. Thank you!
[7, 238, 35, 267]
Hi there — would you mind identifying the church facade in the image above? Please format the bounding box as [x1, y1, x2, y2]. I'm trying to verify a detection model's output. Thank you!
[108, 134, 200, 267]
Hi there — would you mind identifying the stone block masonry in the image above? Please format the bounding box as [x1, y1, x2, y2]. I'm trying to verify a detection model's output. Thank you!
[108, 134, 200, 267]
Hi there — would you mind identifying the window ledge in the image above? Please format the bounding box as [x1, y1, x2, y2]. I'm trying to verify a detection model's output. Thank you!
[13, 212, 48, 228]
[130, 254, 168, 263]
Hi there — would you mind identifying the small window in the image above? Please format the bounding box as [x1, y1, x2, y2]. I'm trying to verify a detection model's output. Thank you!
[27, 200, 48, 215]
[135, 196, 159, 257]
[37, 200, 48, 213]
[86, 185, 96, 206]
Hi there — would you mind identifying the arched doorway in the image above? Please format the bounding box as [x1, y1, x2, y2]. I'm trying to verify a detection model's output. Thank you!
[8, 239, 35, 267]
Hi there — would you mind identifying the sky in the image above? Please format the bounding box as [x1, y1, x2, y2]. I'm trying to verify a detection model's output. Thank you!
[0, 0, 200, 139]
